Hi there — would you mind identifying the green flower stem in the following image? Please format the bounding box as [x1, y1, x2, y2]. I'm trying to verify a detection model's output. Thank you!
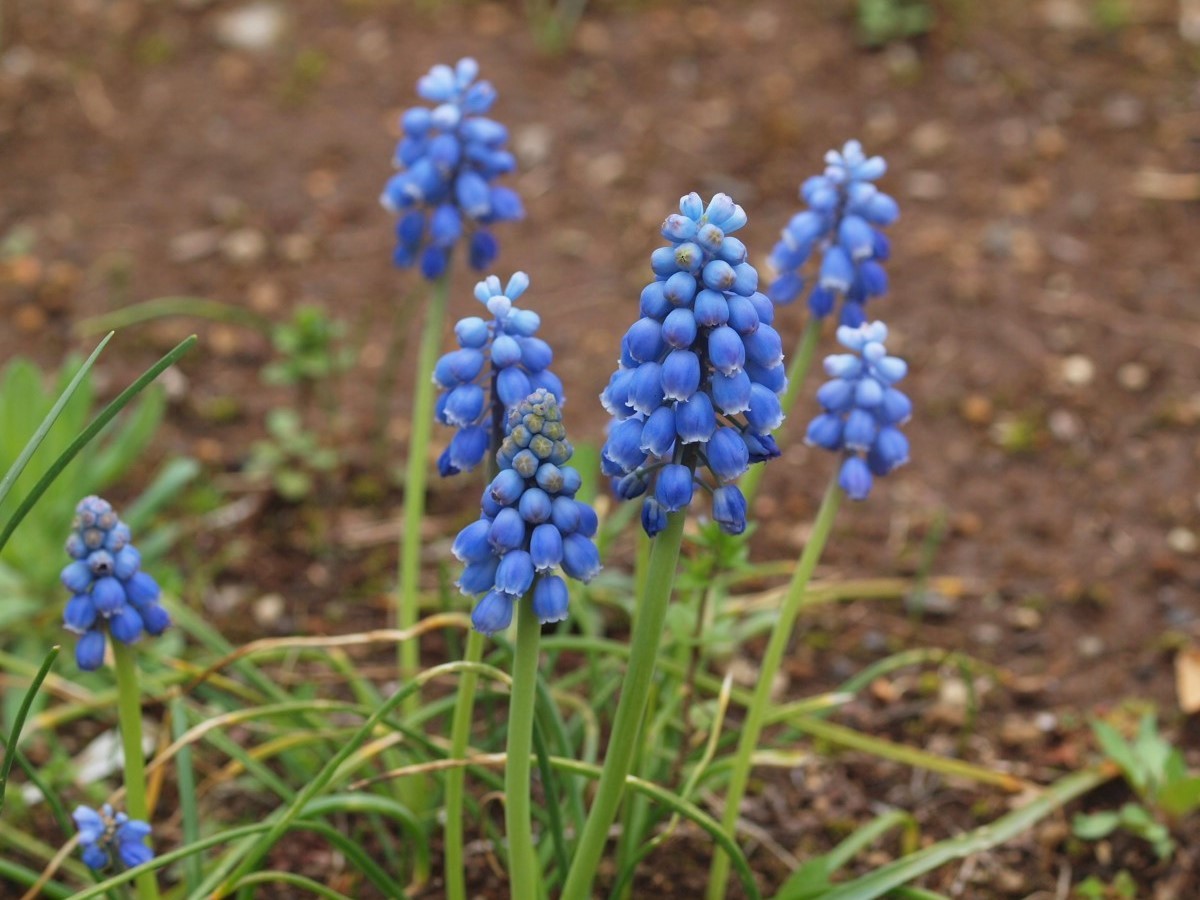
[560, 509, 687, 900]
[396, 273, 451, 818]
[505, 597, 541, 898]
[739, 317, 822, 508]
[444, 628, 485, 900]
[706, 474, 842, 900]
[112, 642, 160, 900]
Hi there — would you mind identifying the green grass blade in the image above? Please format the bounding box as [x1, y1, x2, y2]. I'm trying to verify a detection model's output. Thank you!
[170, 696, 203, 892]
[229, 872, 356, 900]
[0, 335, 198, 555]
[0, 333, 113, 510]
[0, 857, 75, 899]
[533, 719, 571, 884]
[74, 297, 273, 335]
[0, 644, 60, 815]
[816, 768, 1112, 900]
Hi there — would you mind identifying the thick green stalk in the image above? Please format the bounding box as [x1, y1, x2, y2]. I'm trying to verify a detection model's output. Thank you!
[444, 628, 485, 900]
[560, 509, 687, 900]
[397, 277, 451, 715]
[505, 597, 542, 897]
[706, 476, 842, 900]
[739, 317, 821, 508]
[112, 642, 160, 900]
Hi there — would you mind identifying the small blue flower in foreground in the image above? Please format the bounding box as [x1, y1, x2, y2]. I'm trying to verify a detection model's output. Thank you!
[61, 496, 170, 671]
[381, 58, 524, 279]
[454, 389, 599, 634]
[806, 320, 912, 500]
[767, 140, 898, 326]
[600, 192, 786, 537]
[73, 804, 154, 871]
[434, 272, 563, 476]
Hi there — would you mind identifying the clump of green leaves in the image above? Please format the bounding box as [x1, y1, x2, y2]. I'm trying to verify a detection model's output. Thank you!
[0, 356, 184, 614]
[1072, 713, 1200, 860]
[263, 305, 353, 389]
[857, 0, 934, 47]
[246, 408, 337, 502]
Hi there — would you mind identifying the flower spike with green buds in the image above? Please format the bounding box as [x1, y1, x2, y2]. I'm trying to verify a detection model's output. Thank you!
[453, 389, 599, 633]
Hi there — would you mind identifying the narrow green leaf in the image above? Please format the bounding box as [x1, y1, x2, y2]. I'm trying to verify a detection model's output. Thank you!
[0, 335, 197, 555]
[0, 645, 60, 815]
[0, 333, 113, 509]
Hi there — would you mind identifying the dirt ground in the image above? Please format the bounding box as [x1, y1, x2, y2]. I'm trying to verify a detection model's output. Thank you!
[2, 0, 1200, 896]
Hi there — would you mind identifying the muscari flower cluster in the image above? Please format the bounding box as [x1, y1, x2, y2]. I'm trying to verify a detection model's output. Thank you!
[61, 497, 170, 671]
[600, 193, 786, 537]
[380, 58, 523, 279]
[453, 390, 600, 635]
[767, 140, 899, 327]
[73, 804, 153, 871]
[434, 272, 563, 476]
[805, 321, 911, 500]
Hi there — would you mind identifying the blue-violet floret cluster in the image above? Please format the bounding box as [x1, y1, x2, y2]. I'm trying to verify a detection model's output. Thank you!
[73, 804, 154, 871]
[380, 58, 524, 279]
[767, 140, 899, 326]
[453, 389, 600, 634]
[434, 272, 563, 476]
[805, 321, 912, 500]
[61, 496, 170, 671]
[600, 192, 786, 537]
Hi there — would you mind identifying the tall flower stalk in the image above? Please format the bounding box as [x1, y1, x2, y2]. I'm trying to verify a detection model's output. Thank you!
[381, 57, 524, 731]
[438, 272, 562, 900]
[706, 321, 912, 899]
[562, 192, 786, 900]
[61, 496, 167, 900]
[452, 389, 599, 896]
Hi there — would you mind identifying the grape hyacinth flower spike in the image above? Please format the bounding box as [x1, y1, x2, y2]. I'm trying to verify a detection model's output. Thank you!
[767, 139, 899, 326]
[599, 192, 787, 536]
[73, 804, 154, 871]
[61, 496, 170, 671]
[453, 389, 599, 634]
[380, 58, 524, 279]
[805, 320, 912, 500]
[434, 272, 564, 476]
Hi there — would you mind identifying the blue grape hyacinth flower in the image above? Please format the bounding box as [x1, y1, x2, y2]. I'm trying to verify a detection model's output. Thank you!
[600, 192, 787, 537]
[453, 389, 600, 634]
[61, 496, 171, 671]
[767, 140, 899, 326]
[381, 58, 524, 279]
[73, 804, 154, 871]
[806, 320, 912, 500]
[434, 272, 564, 476]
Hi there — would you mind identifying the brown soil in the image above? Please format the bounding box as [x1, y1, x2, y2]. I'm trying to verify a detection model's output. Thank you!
[2, 0, 1200, 896]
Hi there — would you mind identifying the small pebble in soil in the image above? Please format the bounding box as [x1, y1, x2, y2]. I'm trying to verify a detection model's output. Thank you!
[253, 592, 286, 627]
[1117, 361, 1150, 391]
[1047, 408, 1082, 442]
[170, 229, 220, 263]
[909, 120, 952, 159]
[214, 2, 289, 53]
[220, 227, 268, 265]
[1167, 527, 1198, 556]
[904, 590, 958, 618]
[1076, 634, 1105, 659]
[972, 622, 1004, 647]
[1059, 354, 1095, 387]
[1007, 607, 1042, 631]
